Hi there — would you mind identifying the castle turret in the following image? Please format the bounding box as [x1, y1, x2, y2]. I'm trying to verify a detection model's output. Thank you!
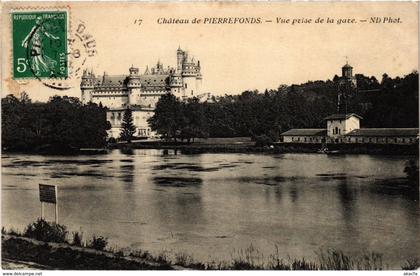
[196, 60, 202, 94]
[177, 46, 183, 73]
[127, 65, 141, 106]
[80, 69, 95, 104]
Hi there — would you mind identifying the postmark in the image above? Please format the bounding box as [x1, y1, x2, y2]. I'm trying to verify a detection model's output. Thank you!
[68, 19, 97, 79]
[12, 11, 68, 80]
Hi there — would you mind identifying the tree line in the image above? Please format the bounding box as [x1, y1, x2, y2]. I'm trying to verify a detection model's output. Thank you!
[148, 71, 419, 142]
[2, 93, 110, 152]
[2, 71, 417, 149]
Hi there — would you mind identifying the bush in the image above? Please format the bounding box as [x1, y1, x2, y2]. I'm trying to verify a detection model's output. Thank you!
[71, 231, 83, 246]
[254, 134, 273, 147]
[87, 235, 108, 251]
[401, 258, 420, 270]
[404, 160, 419, 188]
[23, 218, 67, 243]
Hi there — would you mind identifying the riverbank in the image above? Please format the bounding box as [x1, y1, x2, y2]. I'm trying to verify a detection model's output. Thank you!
[2, 221, 419, 270]
[3, 137, 418, 155]
[112, 139, 418, 155]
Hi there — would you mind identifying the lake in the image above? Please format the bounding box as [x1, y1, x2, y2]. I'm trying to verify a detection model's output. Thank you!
[2, 150, 419, 268]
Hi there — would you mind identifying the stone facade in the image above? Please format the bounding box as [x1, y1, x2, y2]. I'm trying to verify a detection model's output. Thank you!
[80, 47, 206, 138]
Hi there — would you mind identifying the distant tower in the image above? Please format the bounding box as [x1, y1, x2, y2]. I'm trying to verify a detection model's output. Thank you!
[80, 69, 95, 104]
[342, 63, 353, 78]
[337, 59, 357, 113]
[196, 60, 202, 94]
[177, 46, 184, 73]
[341, 58, 357, 86]
[127, 65, 141, 106]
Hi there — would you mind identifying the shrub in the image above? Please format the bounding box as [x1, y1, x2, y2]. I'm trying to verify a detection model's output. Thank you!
[87, 235, 108, 251]
[404, 160, 419, 188]
[71, 231, 83, 246]
[401, 258, 420, 270]
[23, 218, 67, 243]
[254, 134, 273, 147]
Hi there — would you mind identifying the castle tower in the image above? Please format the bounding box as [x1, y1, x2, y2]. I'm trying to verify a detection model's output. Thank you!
[80, 69, 95, 104]
[196, 60, 202, 95]
[181, 54, 200, 98]
[170, 68, 183, 95]
[177, 46, 184, 73]
[127, 65, 141, 106]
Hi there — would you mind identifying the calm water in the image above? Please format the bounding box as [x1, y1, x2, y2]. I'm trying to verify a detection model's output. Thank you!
[2, 150, 419, 268]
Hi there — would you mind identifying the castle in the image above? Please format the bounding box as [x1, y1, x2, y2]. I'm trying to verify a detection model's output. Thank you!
[80, 47, 205, 138]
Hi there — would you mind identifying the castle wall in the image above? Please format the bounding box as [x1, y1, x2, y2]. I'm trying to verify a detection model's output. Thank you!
[182, 76, 198, 97]
[92, 94, 128, 108]
[107, 109, 155, 138]
[139, 94, 162, 108]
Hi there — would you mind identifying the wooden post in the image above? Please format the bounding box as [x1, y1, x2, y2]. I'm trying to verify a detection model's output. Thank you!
[41, 202, 44, 219]
[55, 204, 58, 224]
[55, 186, 58, 224]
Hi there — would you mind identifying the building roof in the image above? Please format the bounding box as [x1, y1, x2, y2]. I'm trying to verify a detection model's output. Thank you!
[346, 128, 419, 137]
[324, 113, 363, 120]
[99, 75, 127, 86]
[281, 129, 327, 136]
[140, 75, 169, 89]
[342, 63, 352, 69]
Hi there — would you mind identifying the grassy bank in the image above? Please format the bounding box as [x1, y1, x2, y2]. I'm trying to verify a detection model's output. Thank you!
[2, 220, 419, 270]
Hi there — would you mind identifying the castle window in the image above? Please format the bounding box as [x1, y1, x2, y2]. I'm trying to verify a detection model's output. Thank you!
[185, 83, 187, 88]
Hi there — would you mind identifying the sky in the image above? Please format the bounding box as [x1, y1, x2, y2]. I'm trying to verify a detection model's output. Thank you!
[1, 1, 418, 102]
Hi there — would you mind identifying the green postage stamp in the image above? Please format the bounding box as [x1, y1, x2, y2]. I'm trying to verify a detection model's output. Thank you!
[12, 11, 68, 79]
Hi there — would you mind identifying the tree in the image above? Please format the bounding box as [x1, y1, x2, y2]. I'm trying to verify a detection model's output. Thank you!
[148, 93, 181, 141]
[119, 107, 136, 143]
[2, 94, 110, 152]
[180, 97, 209, 142]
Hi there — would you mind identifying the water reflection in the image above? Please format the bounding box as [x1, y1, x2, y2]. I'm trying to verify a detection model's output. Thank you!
[337, 178, 357, 230]
[289, 183, 299, 203]
[153, 176, 203, 187]
[1, 151, 419, 268]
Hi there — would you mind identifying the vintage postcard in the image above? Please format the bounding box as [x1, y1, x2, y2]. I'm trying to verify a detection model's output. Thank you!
[0, 1, 419, 272]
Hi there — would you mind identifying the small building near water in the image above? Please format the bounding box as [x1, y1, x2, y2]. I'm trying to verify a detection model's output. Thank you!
[280, 113, 419, 145]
